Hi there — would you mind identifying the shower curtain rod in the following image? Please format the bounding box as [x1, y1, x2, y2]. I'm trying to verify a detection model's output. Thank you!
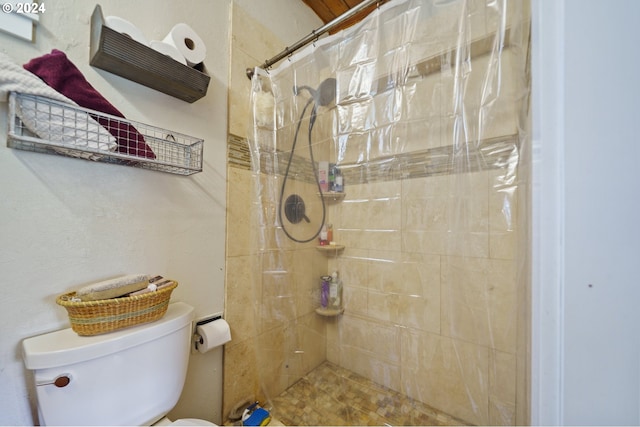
[245, 0, 386, 79]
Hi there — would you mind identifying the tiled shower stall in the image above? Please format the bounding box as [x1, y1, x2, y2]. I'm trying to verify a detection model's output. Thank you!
[225, 1, 530, 425]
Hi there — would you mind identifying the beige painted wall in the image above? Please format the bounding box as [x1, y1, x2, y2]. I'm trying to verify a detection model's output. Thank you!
[0, 1, 228, 424]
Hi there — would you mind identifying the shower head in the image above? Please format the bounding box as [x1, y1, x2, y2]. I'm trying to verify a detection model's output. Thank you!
[293, 77, 336, 107]
[315, 77, 336, 106]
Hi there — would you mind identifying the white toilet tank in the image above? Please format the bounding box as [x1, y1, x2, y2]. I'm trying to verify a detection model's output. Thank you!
[22, 302, 195, 426]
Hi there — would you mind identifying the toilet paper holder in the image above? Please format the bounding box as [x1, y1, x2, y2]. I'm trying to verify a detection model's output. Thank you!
[194, 314, 220, 343]
[192, 313, 231, 353]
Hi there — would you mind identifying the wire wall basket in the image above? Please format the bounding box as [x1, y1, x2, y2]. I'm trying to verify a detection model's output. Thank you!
[7, 92, 203, 175]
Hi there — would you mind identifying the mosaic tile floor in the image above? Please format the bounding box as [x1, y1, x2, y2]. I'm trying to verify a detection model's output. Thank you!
[268, 361, 471, 426]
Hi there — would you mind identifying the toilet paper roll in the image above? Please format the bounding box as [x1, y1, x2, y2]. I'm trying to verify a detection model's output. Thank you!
[195, 318, 231, 354]
[150, 40, 187, 65]
[162, 23, 206, 66]
[105, 16, 149, 46]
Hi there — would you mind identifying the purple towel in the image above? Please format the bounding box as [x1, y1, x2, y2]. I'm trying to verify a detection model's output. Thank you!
[24, 49, 155, 159]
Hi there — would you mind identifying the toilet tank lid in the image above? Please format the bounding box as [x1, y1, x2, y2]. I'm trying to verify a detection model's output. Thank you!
[22, 302, 194, 370]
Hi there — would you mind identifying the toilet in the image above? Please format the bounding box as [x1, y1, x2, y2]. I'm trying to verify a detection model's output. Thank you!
[22, 302, 217, 426]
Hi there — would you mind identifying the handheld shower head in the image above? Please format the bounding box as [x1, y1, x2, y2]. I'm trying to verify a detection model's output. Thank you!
[281, 78, 335, 243]
[293, 77, 336, 107]
[315, 77, 336, 107]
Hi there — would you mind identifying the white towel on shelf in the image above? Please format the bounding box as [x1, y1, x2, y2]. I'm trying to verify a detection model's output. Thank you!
[0, 52, 117, 159]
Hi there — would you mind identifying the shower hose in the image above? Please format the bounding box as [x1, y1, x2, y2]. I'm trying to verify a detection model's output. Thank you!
[278, 95, 327, 243]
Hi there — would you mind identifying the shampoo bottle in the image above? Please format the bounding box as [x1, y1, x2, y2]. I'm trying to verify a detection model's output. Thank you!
[319, 224, 328, 246]
[329, 271, 342, 310]
[334, 168, 344, 192]
[329, 164, 336, 192]
[320, 275, 331, 308]
[318, 161, 329, 192]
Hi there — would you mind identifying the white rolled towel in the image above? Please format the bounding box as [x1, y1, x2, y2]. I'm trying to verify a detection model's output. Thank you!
[75, 274, 152, 301]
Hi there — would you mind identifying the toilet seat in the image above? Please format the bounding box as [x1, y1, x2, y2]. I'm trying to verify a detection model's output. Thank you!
[170, 419, 218, 426]
[154, 416, 218, 426]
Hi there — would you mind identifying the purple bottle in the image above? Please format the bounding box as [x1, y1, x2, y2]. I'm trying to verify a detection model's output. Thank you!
[321, 276, 331, 308]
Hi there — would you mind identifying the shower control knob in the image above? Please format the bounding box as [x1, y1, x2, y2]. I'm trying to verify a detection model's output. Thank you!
[36, 374, 71, 388]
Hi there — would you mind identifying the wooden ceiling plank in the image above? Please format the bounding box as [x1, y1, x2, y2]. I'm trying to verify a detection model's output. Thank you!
[302, 0, 381, 33]
[343, 0, 365, 8]
[302, 0, 338, 23]
[323, 0, 351, 16]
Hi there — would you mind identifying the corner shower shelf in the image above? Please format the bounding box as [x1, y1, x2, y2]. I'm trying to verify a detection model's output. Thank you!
[318, 191, 346, 202]
[315, 307, 344, 317]
[7, 92, 204, 176]
[315, 244, 345, 254]
[89, 5, 210, 103]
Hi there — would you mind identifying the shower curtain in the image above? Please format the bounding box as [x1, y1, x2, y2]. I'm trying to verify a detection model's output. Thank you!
[247, 0, 530, 424]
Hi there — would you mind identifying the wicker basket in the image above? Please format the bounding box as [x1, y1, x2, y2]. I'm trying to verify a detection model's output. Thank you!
[56, 281, 178, 336]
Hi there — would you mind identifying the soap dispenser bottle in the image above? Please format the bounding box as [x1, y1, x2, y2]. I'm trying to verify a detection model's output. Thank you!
[329, 271, 342, 310]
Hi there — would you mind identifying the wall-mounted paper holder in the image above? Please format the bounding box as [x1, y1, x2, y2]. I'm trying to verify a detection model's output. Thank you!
[192, 313, 231, 354]
[89, 4, 210, 103]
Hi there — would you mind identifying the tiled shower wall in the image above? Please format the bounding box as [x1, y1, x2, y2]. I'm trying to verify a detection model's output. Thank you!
[226, 1, 530, 426]
[324, 168, 524, 425]
[319, 43, 529, 424]
[224, 4, 327, 419]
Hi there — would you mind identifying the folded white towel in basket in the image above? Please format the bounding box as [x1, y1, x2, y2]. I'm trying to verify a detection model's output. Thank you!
[0, 52, 117, 160]
[75, 274, 153, 301]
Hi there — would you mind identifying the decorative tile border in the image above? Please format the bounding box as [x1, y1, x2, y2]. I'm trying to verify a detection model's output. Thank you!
[227, 133, 252, 170]
[229, 133, 520, 183]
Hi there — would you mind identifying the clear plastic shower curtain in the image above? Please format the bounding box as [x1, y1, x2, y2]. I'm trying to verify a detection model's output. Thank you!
[248, 0, 530, 425]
